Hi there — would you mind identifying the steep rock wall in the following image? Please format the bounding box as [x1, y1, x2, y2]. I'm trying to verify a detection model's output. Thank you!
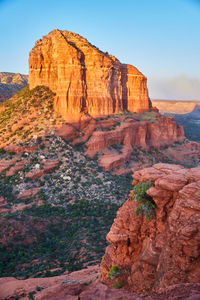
[100, 164, 200, 293]
[29, 30, 150, 120]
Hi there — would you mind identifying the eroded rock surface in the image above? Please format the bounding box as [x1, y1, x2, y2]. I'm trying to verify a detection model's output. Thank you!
[100, 164, 200, 294]
[29, 29, 150, 120]
[0, 274, 199, 300]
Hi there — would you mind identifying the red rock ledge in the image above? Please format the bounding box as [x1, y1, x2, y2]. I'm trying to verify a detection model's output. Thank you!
[100, 163, 200, 294]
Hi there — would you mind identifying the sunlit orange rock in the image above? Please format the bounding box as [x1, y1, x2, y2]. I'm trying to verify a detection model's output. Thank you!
[29, 29, 150, 120]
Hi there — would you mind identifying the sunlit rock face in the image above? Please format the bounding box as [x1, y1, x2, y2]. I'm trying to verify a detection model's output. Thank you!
[29, 29, 150, 120]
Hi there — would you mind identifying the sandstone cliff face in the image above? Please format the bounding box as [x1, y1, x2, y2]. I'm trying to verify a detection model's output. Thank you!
[29, 30, 150, 120]
[100, 164, 200, 294]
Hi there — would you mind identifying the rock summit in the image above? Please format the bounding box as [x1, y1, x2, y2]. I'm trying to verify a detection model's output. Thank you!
[29, 29, 151, 120]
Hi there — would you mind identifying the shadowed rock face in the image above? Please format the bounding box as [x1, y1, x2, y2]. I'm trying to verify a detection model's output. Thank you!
[29, 29, 150, 120]
[100, 163, 200, 294]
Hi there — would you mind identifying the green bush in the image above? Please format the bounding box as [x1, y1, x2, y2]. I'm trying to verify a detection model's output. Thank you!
[113, 280, 123, 289]
[107, 265, 120, 279]
[132, 181, 155, 220]
[36, 286, 44, 291]
[0, 148, 6, 154]
[132, 181, 152, 202]
[28, 291, 36, 300]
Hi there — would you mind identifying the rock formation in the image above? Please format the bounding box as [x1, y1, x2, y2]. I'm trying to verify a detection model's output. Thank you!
[57, 112, 187, 172]
[0, 72, 27, 102]
[0, 266, 199, 299]
[29, 29, 150, 120]
[100, 163, 200, 294]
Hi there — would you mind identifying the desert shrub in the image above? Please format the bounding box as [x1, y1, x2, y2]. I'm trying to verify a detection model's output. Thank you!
[28, 291, 36, 300]
[107, 265, 120, 279]
[139, 110, 158, 123]
[132, 181, 155, 220]
[0, 148, 6, 154]
[132, 181, 152, 202]
[113, 280, 123, 289]
[36, 286, 44, 291]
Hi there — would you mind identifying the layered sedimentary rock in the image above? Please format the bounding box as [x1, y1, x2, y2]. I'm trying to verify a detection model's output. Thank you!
[29, 29, 150, 119]
[57, 112, 186, 171]
[100, 164, 200, 294]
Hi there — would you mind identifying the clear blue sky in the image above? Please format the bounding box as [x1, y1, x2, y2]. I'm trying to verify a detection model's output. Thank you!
[0, 0, 200, 100]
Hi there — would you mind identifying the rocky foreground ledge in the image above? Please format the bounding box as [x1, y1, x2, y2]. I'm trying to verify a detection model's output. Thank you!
[0, 267, 199, 299]
[1, 164, 200, 300]
[100, 163, 200, 294]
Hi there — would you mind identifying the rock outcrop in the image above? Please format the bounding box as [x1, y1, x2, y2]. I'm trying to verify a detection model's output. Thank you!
[56, 112, 186, 172]
[0, 72, 27, 102]
[100, 164, 200, 294]
[0, 271, 199, 300]
[29, 29, 150, 120]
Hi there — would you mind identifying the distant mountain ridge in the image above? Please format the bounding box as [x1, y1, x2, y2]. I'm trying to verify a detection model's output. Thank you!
[152, 99, 200, 114]
[0, 72, 28, 102]
[165, 104, 200, 143]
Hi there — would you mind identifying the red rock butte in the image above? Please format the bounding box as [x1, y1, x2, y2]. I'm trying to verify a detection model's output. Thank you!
[100, 164, 200, 293]
[29, 29, 151, 120]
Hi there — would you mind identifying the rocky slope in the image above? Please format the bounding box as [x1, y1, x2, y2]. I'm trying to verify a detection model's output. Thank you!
[29, 29, 150, 120]
[0, 72, 27, 102]
[100, 163, 200, 294]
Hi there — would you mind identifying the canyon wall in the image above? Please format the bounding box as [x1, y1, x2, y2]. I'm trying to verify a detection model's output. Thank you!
[29, 29, 150, 120]
[100, 164, 200, 294]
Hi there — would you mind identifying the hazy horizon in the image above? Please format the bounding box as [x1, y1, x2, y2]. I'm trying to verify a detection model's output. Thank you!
[0, 0, 200, 100]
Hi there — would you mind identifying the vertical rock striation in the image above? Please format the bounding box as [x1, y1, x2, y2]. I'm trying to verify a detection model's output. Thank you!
[29, 29, 150, 120]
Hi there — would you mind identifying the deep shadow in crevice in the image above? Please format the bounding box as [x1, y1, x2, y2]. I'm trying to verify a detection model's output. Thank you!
[121, 64, 128, 111]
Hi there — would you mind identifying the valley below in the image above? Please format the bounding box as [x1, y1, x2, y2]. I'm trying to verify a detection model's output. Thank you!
[0, 30, 200, 300]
